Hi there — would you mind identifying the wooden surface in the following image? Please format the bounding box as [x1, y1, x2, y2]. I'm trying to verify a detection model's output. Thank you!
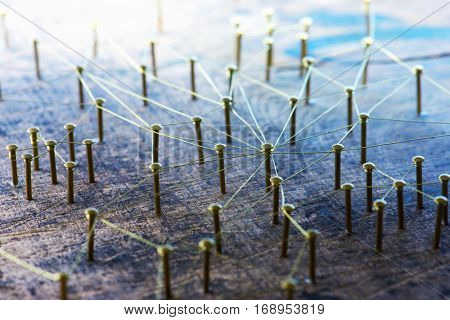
[0, 0, 449, 299]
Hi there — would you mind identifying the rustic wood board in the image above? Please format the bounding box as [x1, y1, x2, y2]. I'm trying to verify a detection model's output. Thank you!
[0, 0, 449, 299]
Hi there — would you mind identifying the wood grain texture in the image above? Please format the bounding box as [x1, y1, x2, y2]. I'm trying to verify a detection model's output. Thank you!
[0, 0, 449, 299]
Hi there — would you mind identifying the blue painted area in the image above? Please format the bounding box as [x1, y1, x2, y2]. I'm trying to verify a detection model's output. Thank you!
[285, 10, 450, 57]
[306, 10, 397, 27]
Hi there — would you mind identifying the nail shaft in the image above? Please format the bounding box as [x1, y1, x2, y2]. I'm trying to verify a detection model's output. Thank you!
[280, 204, 295, 258]
[300, 17, 313, 33]
[85, 208, 98, 261]
[189, 57, 197, 100]
[77, 66, 84, 109]
[414, 66, 423, 115]
[439, 174, 449, 225]
[141, 65, 148, 106]
[364, 0, 372, 36]
[150, 163, 162, 216]
[57, 272, 68, 300]
[262, 143, 273, 192]
[64, 161, 76, 204]
[359, 113, 369, 163]
[394, 180, 406, 229]
[307, 229, 319, 284]
[227, 65, 237, 97]
[222, 97, 232, 144]
[264, 38, 273, 82]
[341, 183, 354, 235]
[299, 33, 308, 76]
[96, 98, 105, 143]
[374, 200, 386, 253]
[6, 144, 19, 186]
[363, 163, 375, 212]
[332, 144, 344, 190]
[433, 197, 446, 249]
[281, 278, 297, 300]
[28, 127, 40, 171]
[199, 238, 214, 293]
[151, 124, 162, 163]
[157, 245, 173, 300]
[45, 140, 58, 185]
[208, 204, 222, 254]
[362, 37, 373, 85]
[289, 97, 298, 145]
[150, 40, 157, 77]
[82, 139, 95, 183]
[33, 39, 41, 80]
[345, 87, 354, 130]
[192, 117, 205, 164]
[235, 31, 242, 68]
[413, 156, 425, 209]
[270, 176, 283, 225]
[92, 25, 98, 58]
[22, 154, 33, 200]
[214, 144, 226, 194]
[64, 123, 76, 162]
[303, 57, 314, 105]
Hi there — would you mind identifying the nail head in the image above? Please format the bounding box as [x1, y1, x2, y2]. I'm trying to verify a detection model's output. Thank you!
[341, 183, 354, 190]
[6, 144, 18, 151]
[214, 144, 226, 152]
[208, 203, 222, 214]
[282, 203, 295, 214]
[157, 244, 174, 256]
[64, 161, 77, 169]
[434, 196, 448, 205]
[332, 143, 344, 152]
[21, 153, 33, 160]
[82, 139, 95, 145]
[270, 176, 283, 185]
[64, 123, 76, 130]
[150, 162, 162, 172]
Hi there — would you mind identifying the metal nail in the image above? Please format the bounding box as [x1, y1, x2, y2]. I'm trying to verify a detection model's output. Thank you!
[96, 98, 105, 143]
[64, 161, 76, 204]
[150, 163, 162, 216]
[192, 117, 205, 164]
[22, 153, 33, 200]
[6, 144, 19, 186]
[198, 238, 215, 293]
[82, 139, 95, 183]
[332, 144, 344, 190]
[157, 245, 174, 299]
[208, 204, 223, 254]
[280, 204, 295, 258]
[341, 183, 354, 235]
[373, 199, 386, 253]
[64, 123, 76, 162]
[433, 196, 446, 249]
[261, 143, 273, 192]
[270, 176, 283, 225]
[27, 127, 40, 171]
[85, 208, 98, 261]
[393, 180, 406, 229]
[45, 140, 58, 185]
[151, 124, 162, 163]
[363, 162, 375, 212]
[412, 155, 425, 209]
[222, 97, 232, 144]
[214, 144, 226, 194]
[359, 113, 369, 163]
